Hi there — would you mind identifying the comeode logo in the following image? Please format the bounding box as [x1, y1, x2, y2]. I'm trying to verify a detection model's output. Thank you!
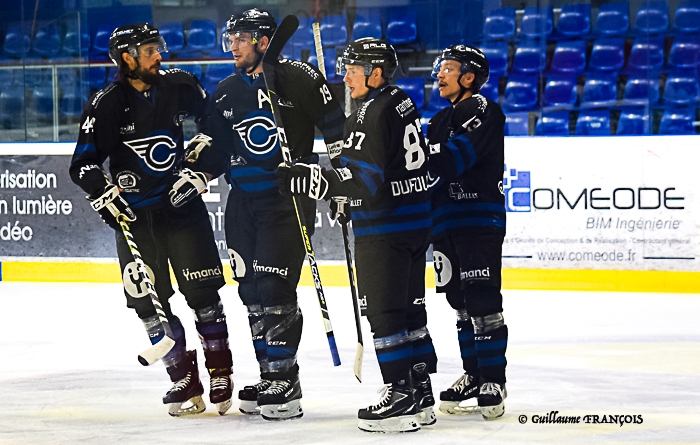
[503, 164, 531, 212]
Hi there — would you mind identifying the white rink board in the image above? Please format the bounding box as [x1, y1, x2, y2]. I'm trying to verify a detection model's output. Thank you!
[502, 136, 699, 271]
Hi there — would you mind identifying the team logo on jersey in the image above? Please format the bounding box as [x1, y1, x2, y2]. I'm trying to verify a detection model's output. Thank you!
[124, 135, 178, 172]
[433, 251, 453, 287]
[122, 262, 156, 298]
[503, 164, 531, 212]
[232, 113, 279, 157]
[173, 111, 189, 125]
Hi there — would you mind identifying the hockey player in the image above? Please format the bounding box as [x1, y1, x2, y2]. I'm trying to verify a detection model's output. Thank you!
[276, 38, 438, 433]
[427, 45, 508, 420]
[68, 23, 234, 417]
[178, 9, 345, 420]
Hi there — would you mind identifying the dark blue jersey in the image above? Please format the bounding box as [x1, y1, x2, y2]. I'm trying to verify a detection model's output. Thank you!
[69, 69, 210, 209]
[427, 94, 506, 237]
[197, 60, 345, 196]
[324, 84, 431, 241]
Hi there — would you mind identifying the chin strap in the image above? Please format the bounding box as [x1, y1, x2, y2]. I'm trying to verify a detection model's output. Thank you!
[449, 73, 470, 105]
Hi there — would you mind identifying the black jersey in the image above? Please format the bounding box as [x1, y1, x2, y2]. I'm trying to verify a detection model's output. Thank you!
[325, 84, 431, 241]
[427, 94, 506, 237]
[198, 60, 345, 196]
[69, 69, 209, 209]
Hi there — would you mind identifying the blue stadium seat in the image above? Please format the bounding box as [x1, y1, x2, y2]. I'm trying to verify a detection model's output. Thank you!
[535, 111, 570, 135]
[61, 25, 90, 57]
[57, 67, 78, 89]
[425, 81, 450, 112]
[483, 7, 515, 40]
[673, 0, 700, 34]
[556, 4, 591, 38]
[480, 41, 508, 76]
[511, 40, 546, 73]
[505, 111, 529, 135]
[623, 71, 660, 104]
[3, 25, 31, 57]
[60, 88, 87, 119]
[92, 24, 114, 55]
[320, 16, 347, 48]
[663, 70, 700, 104]
[581, 72, 618, 107]
[0, 88, 24, 128]
[352, 11, 382, 40]
[634, 1, 669, 34]
[668, 36, 700, 69]
[519, 7, 553, 40]
[172, 63, 202, 78]
[386, 10, 417, 45]
[480, 77, 499, 102]
[550, 40, 587, 73]
[659, 107, 696, 133]
[88, 66, 107, 90]
[0, 69, 16, 90]
[616, 108, 650, 134]
[595, 1, 630, 36]
[186, 20, 216, 51]
[576, 110, 611, 135]
[307, 48, 338, 80]
[589, 38, 625, 72]
[107, 65, 119, 84]
[396, 77, 424, 109]
[19, 65, 47, 89]
[160, 22, 184, 54]
[627, 37, 664, 70]
[32, 24, 61, 58]
[543, 73, 578, 108]
[31, 84, 54, 120]
[503, 74, 538, 110]
[203, 63, 233, 86]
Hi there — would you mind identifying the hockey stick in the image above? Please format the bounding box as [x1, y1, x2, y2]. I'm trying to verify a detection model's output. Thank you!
[262, 15, 341, 367]
[312, 20, 364, 383]
[119, 218, 177, 366]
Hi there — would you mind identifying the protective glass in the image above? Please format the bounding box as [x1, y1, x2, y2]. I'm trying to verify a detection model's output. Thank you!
[221, 31, 256, 52]
[129, 37, 168, 59]
[335, 56, 373, 76]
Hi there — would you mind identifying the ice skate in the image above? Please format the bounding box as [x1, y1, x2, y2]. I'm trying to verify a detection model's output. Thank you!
[411, 364, 436, 426]
[478, 382, 507, 420]
[357, 381, 420, 433]
[238, 379, 272, 415]
[209, 371, 233, 416]
[258, 376, 303, 421]
[439, 373, 480, 415]
[163, 351, 205, 417]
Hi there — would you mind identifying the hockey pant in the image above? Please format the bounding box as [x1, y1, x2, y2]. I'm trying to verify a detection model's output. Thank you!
[225, 191, 315, 381]
[432, 230, 507, 384]
[116, 198, 231, 375]
[355, 233, 438, 384]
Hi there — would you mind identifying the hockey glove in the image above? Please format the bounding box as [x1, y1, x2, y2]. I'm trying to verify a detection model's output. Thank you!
[276, 163, 329, 200]
[330, 196, 351, 224]
[169, 168, 208, 208]
[184, 133, 212, 164]
[89, 184, 136, 231]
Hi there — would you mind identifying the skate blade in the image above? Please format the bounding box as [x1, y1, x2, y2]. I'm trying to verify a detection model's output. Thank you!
[260, 400, 303, 421]
[216, 399, 232, 416]
[416, 406, 437, 426]
[358, 415, 420, 433]
[439, 400, 481, 416]
[168, 395, 206, 417]
[480, 401, 505, 420]
[239, 400, 261, 415]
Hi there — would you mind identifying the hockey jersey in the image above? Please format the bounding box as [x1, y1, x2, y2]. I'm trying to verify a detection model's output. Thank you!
[69, 69, 210, 209]
[325, 84, 432, 240]
[427, 94, 506, 237]
[197, 59, 345, 196]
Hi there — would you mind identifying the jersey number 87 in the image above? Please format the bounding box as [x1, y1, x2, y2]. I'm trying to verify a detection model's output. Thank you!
[345, 119, 425, 171]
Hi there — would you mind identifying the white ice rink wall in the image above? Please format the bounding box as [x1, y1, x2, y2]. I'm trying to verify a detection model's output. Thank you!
[0, 137, 698, 292]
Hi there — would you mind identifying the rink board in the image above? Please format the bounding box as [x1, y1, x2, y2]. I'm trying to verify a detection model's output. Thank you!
[0, 259, 698, 293]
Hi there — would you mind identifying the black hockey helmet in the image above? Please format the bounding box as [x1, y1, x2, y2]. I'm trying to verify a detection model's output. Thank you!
[108, 23, 167, 67]
[431, 44, 490, 93]
[222, 8, 277, 52]
[336, 37, 398, 81]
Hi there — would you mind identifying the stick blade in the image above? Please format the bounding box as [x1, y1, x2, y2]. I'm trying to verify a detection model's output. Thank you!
[137, 336, 176, 366]
[263, 15, 299, 64]
[353, 343, 363, 382]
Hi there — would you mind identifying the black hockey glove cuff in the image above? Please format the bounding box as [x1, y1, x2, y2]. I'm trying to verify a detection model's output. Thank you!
[88, 184, 136, 231]
[276, 162, 329, 200]
[169, 168, 209, 208]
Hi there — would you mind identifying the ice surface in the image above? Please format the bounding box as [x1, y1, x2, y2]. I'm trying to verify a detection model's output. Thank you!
[0, 282, 698, 444]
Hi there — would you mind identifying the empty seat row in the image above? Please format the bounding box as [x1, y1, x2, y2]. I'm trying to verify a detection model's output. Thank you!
[484, 1, 700, 42]
[504, 107, 697, 136]
[2, 23, 90, 58]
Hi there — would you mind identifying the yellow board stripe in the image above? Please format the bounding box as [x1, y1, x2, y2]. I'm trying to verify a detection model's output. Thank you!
[0, 260, 698, 293]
